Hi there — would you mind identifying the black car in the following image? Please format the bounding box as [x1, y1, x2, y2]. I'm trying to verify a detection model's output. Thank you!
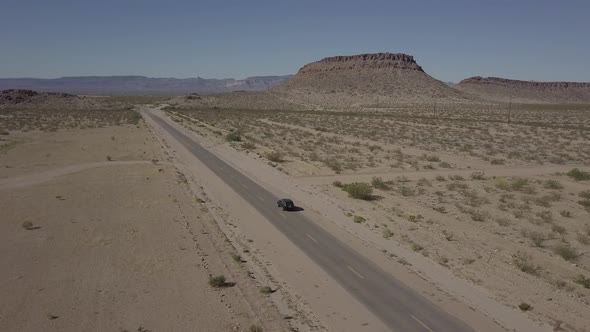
[277, 198, 295, 211]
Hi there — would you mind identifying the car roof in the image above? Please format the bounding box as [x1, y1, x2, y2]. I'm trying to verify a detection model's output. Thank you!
[281, 198, 293, 203]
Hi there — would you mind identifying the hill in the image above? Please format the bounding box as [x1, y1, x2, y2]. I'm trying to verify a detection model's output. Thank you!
[0, 89, 124, 110]
[455, 76, 590, 103]
[0, 75, 293, 96]
[274, 53, 469, 107]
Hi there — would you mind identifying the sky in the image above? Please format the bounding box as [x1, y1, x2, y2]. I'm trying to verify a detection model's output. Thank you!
[1, 0, 589, 82]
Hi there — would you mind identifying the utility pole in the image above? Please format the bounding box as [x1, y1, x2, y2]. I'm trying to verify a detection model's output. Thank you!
[508, 95, 512, 125]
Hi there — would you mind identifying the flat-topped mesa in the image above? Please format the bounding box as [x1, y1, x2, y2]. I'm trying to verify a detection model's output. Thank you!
[459, 76, 590, 89]
[298, 52, 424, 74]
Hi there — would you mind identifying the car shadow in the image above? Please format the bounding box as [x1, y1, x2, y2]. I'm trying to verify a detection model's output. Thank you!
[288, 207, 305, 212]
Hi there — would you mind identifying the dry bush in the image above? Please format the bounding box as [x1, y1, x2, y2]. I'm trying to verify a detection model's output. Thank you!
[341, 182, 374, 200]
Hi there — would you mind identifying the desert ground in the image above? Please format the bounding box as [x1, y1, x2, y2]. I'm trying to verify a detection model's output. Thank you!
[0, 102, 301, 332]
[2, 53, 590, 332]
[163, 97, 590, 331]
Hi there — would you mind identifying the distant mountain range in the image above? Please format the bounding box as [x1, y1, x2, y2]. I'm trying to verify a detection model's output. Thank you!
[0, 75, 293, 96]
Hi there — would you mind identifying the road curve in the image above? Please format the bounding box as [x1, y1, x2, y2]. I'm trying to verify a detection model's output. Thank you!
[144, 110, 475, 332]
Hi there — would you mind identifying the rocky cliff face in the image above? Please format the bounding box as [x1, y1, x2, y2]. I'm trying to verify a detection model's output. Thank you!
[297, 53, 424, 74]
[455, 77, 590, 103]
[275, 52, 467, 106]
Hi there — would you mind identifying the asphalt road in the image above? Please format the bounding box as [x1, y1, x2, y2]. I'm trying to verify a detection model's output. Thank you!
[145, 110, 475, 332]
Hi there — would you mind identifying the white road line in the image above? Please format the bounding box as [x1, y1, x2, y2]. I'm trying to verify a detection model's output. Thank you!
[410, 314, 434, 332]
[306, 233, 318, 243]
[257, 195, 265, 202]
[241, 183, 248, 189]
[280, 214, 287, 219]
[346, 265, 365, 279]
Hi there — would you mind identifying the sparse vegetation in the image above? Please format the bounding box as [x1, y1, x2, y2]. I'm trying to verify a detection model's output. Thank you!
[518, 302, 532, 311]
[353, 215, 366, 223]
[264, 151, 284, 162]
[341, 182, 373, 200]
[371, 176, 391, 190]
[208, 275, 227, 288]
[574, 275, 590, 289]
[382, 228, 394, 239]
[553, 244, 580, 262]
[512, 251, 542, 275]
[567, 168, 590, 181]
[259, 286, 273, 294]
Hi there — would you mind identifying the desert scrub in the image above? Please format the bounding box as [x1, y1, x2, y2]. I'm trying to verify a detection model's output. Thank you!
[371, 176, 391, 190]
[574, 275, 590, 289]
[553, 244, 580, 262]
[341, 182, 373, 200]
[470, 171, 487, 180]
[512, 251, 542, 276]
[567, 168, 590, 181]
[208, 274, 227, 288]
[264, 151, 284, 162]
[543, 179, 563, 190]
[382, 228, 394, 239]
[225, 131, 242, 142]
[259, 286, 273, 294]
[241, 141, 256, 150]
[323, 157, 343, 173]
[353, 215, 366, 223]
[248, 325, 263, 332]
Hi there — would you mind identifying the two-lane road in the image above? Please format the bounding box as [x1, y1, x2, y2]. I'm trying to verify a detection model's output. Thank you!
[145, 110, 475, 332]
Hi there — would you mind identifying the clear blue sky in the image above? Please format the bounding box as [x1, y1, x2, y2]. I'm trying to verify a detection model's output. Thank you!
[1, 0, 588, 82]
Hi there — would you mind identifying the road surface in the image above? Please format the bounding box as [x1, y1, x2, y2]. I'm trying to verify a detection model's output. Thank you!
[144, 110, 475, 332]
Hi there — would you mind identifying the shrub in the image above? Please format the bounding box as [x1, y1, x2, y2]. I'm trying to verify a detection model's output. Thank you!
[518, 302, 532, 311]
[353, 215, 365, 223]
[543, 179, 563, 190]
[470, 171, 487, 180]
[551, 224, 567, 235]
[577, 233, 590, 245]
[438, 161, 451, 168]
[231, 253, 242, 263]
[208, 275, 227, 288]
[469, 209, 489, 222]
[264, 151, 284, 162]
[106, 155, 112, 161]
[490, 158, 505, 165]
[560, 210, 572, 218]
[241, 141, 256, 150]
[382, 229, 394, 239]
[248, 325, 263, 332]
[567, 168, 590, 181]
[435, 175, 447, 182]
[512, 251, 541, 275]
[225, 131, 242, 142]
[524, 230, 546, 247]
[341, 182, 373, 200]
[323, 158, 342, 173]
[21, 221, 36, 230]
[332, 180, 343, 187]
[448, 174, 465, 181]
[259, 286, 273, 294]
[574, 275, 590, 289]
[371, 176, 391, 190]
[579, 190, 590, 200]
[424, 154, 440, 162]
[553, 244, 580, 262]
[399, 186, 415, 197]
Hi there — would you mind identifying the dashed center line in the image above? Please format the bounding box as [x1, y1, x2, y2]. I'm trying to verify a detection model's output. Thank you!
[346, 265, 365, 279]
[257, 195, 265, 202]
[280, 214, 287, 219]
[241, 183, 248, 189]
[306, 233, 318, 243]
[410, 314, 434, 332]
